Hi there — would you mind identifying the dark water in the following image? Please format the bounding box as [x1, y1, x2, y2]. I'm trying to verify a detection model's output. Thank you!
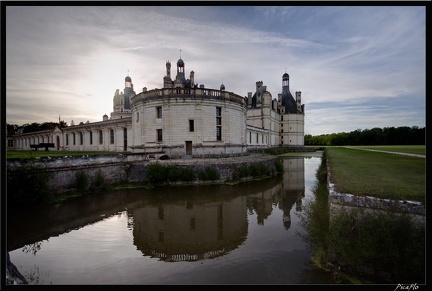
[7, 154, 338, 285]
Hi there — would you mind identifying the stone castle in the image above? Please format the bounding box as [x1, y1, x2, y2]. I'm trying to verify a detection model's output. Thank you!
[9, 55, 305, 158]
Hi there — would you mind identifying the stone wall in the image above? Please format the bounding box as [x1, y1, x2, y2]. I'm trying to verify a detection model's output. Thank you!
[7, 154, 279, 194]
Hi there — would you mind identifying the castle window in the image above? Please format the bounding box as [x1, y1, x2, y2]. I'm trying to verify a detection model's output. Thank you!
[256, 133, 259, 143]
[189, 120, 194, 132]
[73, 133, 76, 145]
[136, 112, 139, 122]
[281, 116, 283, 121]
[262, 134, 264, 143]
[249, 132, 251, 143]
[66, 134, 69, 145]
[80, 132, 83, 145]
[156, 107, 162, 118]
[99, 130, 103, 144]
[158, 206, 164, 219]
[281, 129, 283, 133]
[89, 131, 93, 145]
[110, 129, 114, 144]
[216, 107, 222, 141]
[157, 129, 163, 142]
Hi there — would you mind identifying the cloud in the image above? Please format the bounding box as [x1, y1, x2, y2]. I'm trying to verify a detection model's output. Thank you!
[5, 5, 426, 137]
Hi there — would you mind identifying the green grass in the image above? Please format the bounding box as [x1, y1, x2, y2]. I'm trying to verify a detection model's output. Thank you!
[346, 145, 425, 155]
[6, 150, 129, 159]
[326, 147, 425, 203]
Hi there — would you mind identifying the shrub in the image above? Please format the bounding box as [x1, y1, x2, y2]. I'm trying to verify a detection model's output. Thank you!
[178, 166, 195, 182]
[274, 159, 284, 173]
[7, 161, 53, 203]
[167, 165, 195, 182]
[198, 166, 220, 181]
[249, 162, 270, 177]
[91, 169, 107, 191]
[75, 170, 89, 193]
[237, 164, 250, 178]
[146, 162, 168, 185]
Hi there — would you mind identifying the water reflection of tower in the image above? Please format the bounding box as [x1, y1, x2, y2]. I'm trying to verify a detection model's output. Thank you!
[246, 182, 282, 225]
[132, 196, 248, 262]
[280, 157, 305, 230]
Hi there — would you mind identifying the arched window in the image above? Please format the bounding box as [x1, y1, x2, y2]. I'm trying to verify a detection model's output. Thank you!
[110, 129, 114, 144]
[99, 130, 103, 144]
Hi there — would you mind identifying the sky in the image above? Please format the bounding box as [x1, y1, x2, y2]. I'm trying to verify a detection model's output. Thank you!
[4, 5, 426, 136]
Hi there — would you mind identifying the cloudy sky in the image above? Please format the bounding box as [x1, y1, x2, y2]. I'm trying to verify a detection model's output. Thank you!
[5, 5, 426, 136]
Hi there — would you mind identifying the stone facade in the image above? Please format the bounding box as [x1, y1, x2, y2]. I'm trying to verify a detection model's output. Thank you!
[9, 55, 305, 156]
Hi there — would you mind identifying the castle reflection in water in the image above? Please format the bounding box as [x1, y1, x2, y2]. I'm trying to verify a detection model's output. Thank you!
[131, 157, 305, 262]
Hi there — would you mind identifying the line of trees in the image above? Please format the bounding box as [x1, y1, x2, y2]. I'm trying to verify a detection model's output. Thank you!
[305, 126, 425, 146]
[6, 120, 68, 136]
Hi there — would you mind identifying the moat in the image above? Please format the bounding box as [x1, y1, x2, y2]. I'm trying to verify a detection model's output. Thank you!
[7, 152, 423, 285]
[7, 154, 344, 284]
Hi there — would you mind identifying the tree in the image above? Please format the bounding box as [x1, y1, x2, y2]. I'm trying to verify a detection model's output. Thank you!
[6, 123, 19, 136]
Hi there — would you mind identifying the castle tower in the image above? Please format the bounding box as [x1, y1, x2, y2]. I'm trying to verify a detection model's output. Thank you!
[174, 50, 187, 87]
[123, 75, 134, 110]
[281, 72, 297, 114]
[282, 72, 290, 96]
[111, 75, 135, 119]
[166, 61, 171, 79]
[190, 71, 195, 87]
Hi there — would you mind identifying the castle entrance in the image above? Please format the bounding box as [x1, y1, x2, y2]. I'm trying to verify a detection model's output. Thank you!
[185, 141, 192, 155]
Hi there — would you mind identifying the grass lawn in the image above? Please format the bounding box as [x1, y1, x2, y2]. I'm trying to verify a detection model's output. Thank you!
[6, 150, 129, 159]
[325, 146, 425, 203]
[346, 145, 425, 155]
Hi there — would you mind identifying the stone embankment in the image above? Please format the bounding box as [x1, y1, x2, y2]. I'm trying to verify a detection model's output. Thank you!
[6, 153, 279, 193]
[326, 158, 425, 223]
